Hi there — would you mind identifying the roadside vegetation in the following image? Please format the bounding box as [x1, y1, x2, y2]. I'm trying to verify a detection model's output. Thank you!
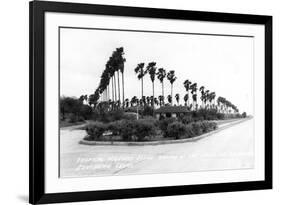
[60, 47, 248, 141]
[83, 111, 218, 142]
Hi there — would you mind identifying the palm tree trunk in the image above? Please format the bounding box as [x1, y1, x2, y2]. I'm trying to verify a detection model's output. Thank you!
[187, 91, 189, 107]
[111, 78, 114, 102]
[152, 81, 154, 108]
[114, 72, 117, 103]
[117, 70, 121, 104]
[162, 82, 164, 106]
[141, 77, 143, 100]
[171, 83, 173, 105]
[107, 85, 110, 101]
[122, 72, 125, 108]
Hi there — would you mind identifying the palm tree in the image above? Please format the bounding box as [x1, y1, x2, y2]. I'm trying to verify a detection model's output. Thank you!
[112, 47, 125, 105]
[146, 96, 151, 106]
[150, 96, 154, 107]
[167, 70, 177, 105]
[209, 92, 216, 109]
[199, 86, 205, 108]
[109, 56, 118, 104]
[154, 98, 159, 106]
[134, 63, 146, 101]
[156, 68, 166, 105]
[158, 95, 164, 106]
[106, 60, 115, 102]
[115, 47, 126, 107]
[131, 96, 138, 107]
[183, 80, 192, 106]
[88, 92, 99, 109]
[204, 90, 209, 109]
[190, 83, 197, 110]
[175, 94, 180, 105]
[125, 98, 129, 108]
[184, 94, 188, 106]
[146, 62, 157, 108]
[167, 95, 172, 105]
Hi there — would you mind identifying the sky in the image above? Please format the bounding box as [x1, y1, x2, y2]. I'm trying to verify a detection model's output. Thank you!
[60, 28, 254, 114]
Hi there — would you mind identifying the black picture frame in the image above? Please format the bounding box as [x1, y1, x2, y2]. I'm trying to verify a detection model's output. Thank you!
[29, 1, 272, 204]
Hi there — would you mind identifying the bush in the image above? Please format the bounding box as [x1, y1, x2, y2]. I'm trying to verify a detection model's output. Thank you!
[165, 121, 186, 139]
[242, 112, 247, 118]
[118, 120, 137, 141]
[190, 122, 203, 136]
[86, 122, 106, 140]
[188, 121, 217, 136]
[140, 116, 158, 126]
[134, 120, 156, 141]
[179, 115, 193, 124]
[98, 109, 125, 123]
[158, 118, 176, 137]
[184, 124, 196, 138]
[123, 112, 137, 121]
[68, 113, 77, 123]
[80, 104, 92, 120]
[116, 120, 156, 141]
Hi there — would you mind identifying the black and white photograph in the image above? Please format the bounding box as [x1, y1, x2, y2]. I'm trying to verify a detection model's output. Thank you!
[59, 26, 255, 178]
[27, 1, 272, 204]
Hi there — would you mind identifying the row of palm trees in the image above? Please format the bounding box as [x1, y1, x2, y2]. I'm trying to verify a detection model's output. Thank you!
[85, 47, 239, 114]
[134, 62, 177, 108]
[89, 47, 126, 108]
[217, 97, 239, 114]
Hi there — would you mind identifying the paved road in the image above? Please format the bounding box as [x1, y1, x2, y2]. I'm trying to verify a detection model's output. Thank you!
[60, 118, 254, 177]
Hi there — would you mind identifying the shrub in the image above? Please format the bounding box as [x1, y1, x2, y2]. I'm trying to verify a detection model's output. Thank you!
[118, 120, 137, 141]
[86, 122, 106, 140]
[165, 121, 186, 139]
[184, 124, 196, 138]
[242, 112, 247, 118]
[77, 115, 85, 122]
[158, 118, 176, 137]
[189, 121, 217, 137]
[117, 120, 156, 141]
[179, 115, 193, 124]
[123, 112, 137, 121]
[134, 120, 156, 141]
[190, 122, 203, 135]
[68, 113, 77, 123]
[140, 116, 158, 126]
[107, 120, 121, 135]
[97, 109, 125, 123]
[80, 104, 92, 120]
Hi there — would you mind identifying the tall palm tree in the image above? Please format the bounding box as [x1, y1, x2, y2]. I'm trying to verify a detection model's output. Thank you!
[106, 60, 115, 102]
[134, 63, 146, 101]
[113, 47, 126, 106]
[146, 62, 157, 108]
[175, 93, 180, 105]
[183, 79, 192, 106]
[116, 47, 126, 108]
[109, 56, 118, 104]
[156, 68, 166, 106]
[167, 70, 177, 105]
